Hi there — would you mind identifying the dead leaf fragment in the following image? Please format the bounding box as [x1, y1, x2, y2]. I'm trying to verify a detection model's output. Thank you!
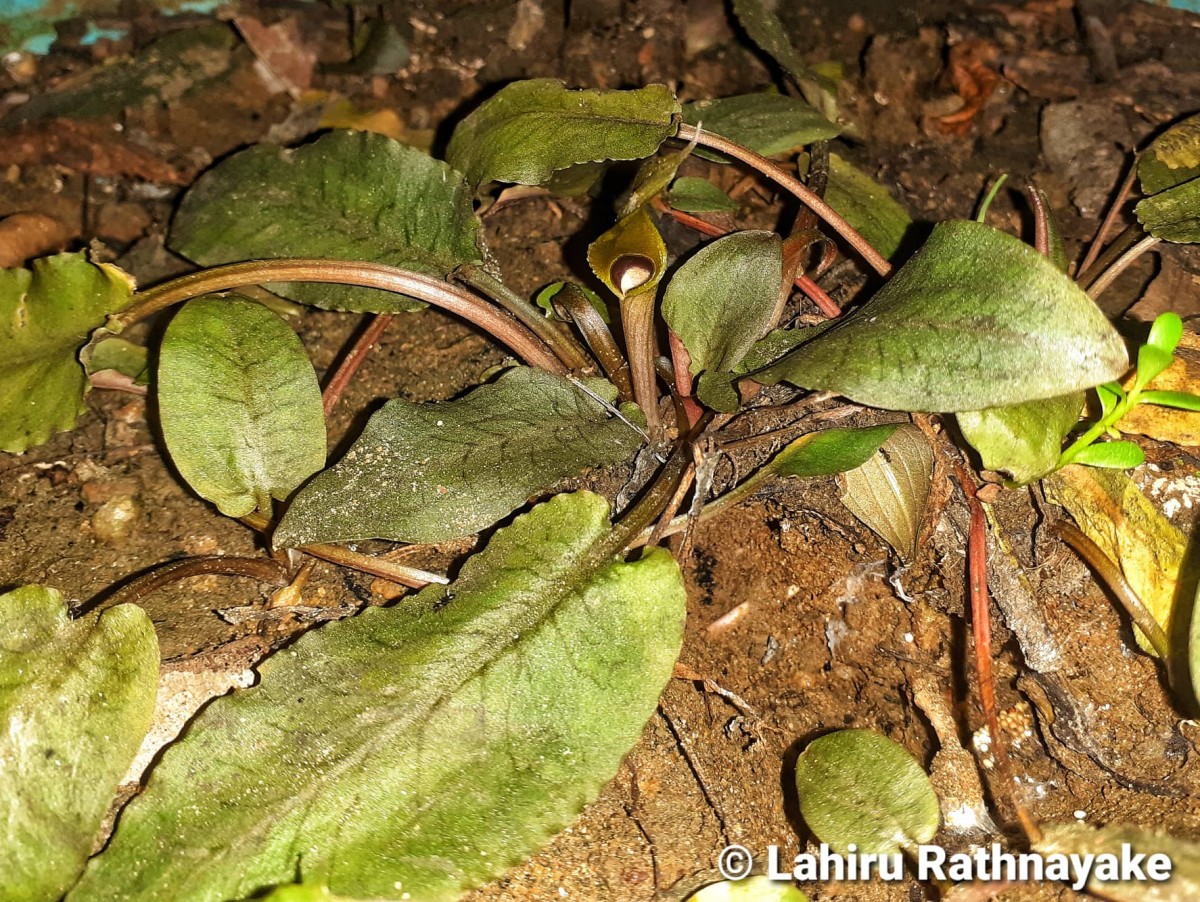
[0, 212, 72, 268]
[931, 38, 1001, 136]
[235, 16, 317, 97]
[839, 424, 934, 561]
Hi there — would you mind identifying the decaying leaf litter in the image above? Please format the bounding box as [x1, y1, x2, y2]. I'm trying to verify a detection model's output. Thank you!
[2, 0, 1200, 899]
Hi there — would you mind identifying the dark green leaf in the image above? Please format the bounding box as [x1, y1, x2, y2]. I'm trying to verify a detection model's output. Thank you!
[1071, 440, 1145, 469]
[793, 729, 940, 855]
[1136, 177, 1200, 244]
[756, 221, 1129, 411]
[0, 252, 135, 453]
[534, 281, 610, 323]
[695, 371, 741, 413]
[1140, 389, 1200, 412]
[838, 425, 933, 561]
[682, 93, 839, 158]
[274, 368, 644, 547]
[822, 154, 913, 261]
[667, 177, 738, 213]
[159, 297, 326, 518]
[1037, 823, 1200, 900]
[171, 130, 482, 312]
[446, 79, 681, 188]
[620, 146, 693, 217]
[729, 0, 842, 126]
[738, 322, 833, 374]
[73, 492, 685, 902]
[1139, 113, 1200, 196]
[1, 586, 158, 902]
[86, 337, 148, 383]
[957, 393, 1083, 485]
[662, 231, 783, 376]
[768, 425, 900, 479]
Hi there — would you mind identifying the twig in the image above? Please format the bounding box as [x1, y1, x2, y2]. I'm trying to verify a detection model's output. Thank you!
[1078, 158, 1140, 276]
[106, 555, 290, 607]
[322, 313, 394, 416]
[1084, 235, 1160, 300]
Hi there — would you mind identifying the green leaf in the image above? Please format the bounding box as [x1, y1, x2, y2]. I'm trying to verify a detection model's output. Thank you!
[171, 130, 482, 313]
[256, 887, 362, 902]
[1036, 823, 1200, 900]
[446, 79, 681, 188]
[1136, 177, 1200, 244]
[756, 221, 1129, 412]
[662, 231, 783, 376]
[822, 154, 913, 261]
[159, 297, 326, 518]
[687, 877, 810, 901]
[1140, 389, 1200, 412]
[587, 206, 669, 298]
[682, 93, 839, 158]
[667, 177, 739, 213]
[793, 729, 940, 855]
[73, 492, 685, 902]
[957, 393, 1083, 485]
[86, 337, 149, 383]
[1136, 346, 1176, 389]
[1, 586, 158, 902]
[695, 370, 741, 413]
[768, 425, 900, 479]
[1071, 440, 1145, 470]
[534, 281, 610, 323]
[1148, 311, 1184, 355]
[274, 368, 644, 547]
[839, 424, 933, 561]
[729, 0, 842, 127]
[1138, 113, 1200, 196]
[1097, 382, 1125, 418]
[620, 146, 693, 217]
[0, 252, 135, 453]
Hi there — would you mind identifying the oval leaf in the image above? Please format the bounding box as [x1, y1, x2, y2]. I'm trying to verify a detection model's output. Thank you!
[683, 93, 839, 158]
[662, 230, 783, 376]
[1136, 177, 1200, 244]
[72, 492, 686, 902]
[757, 221, 1130, 412]
[1070, 440, 1145, 470]
[159, 297, 326, 518]
[793, 729, 940, 855]
[274, 368, 644, 547]
[668, 177, 739, 213]
[0, 252, 135, 453]
[1, 586, 158, 902]
[957, 393, 1083, 485]
[171, 130, 482, 312]
[838, 424, 933, 561]
[768, 424, 900, 479]
[823, 154, 913, 261]
[446, 79, 681, 188]
[1139, 113, 1200, 196]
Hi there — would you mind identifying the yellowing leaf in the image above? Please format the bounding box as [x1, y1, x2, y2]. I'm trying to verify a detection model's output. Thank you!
[1044, 466, 1189, 655]
[317, 98, 408, 143]
[839, 424, 933, 561]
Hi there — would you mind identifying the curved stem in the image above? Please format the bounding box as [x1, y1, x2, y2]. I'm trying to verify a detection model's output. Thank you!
[323, 312, 395, 416]
[1078, 157, 1140, 276]
[457, 265, 596, 372]
[555, 285, 633, 400]
[108, 555, 290, 606]
[675, 123, 892, 278]
[622, 285, 662, 436]
[1084, 235, 1160, 300]
[115, 259, 567, 374]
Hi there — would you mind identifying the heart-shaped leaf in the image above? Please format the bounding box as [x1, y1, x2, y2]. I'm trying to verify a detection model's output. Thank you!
[73, 492, 685, 902]
[446, 79, 680, 188]
[757, 221, 1129, 412]
[793, 729, 940, 855]
[839, 424, 933, 561]
[1138, 113, 1200, 196]
[1, 586, 158, 902]
[662, 230, 783, 377]
[957, 393, 1083, 485]
[1136, 177, 1200, 244]
[274, 368, 644, 547]
[0, 252, 135, 453]
[159, 296, 326, 518]
[171, 130, 482, 312]
[683, 93, 839, 158]
[822, 154, 913, 261]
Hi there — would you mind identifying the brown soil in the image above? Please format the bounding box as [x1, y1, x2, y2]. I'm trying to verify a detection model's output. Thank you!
[3, 1, 1200, 899]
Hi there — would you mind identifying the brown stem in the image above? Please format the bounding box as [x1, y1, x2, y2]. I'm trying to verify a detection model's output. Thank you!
[323, 313, 394, 416]
[1028, 186, 1052, 259]
[555, 285, 633, 401]
[622, 285, 662, 436]
[456, 266, 595, 373]
[114, 259, 566, 374]
[1078, 157, 1140, 276]
[1084, 235, 1160, 300]
[667, 330, 703, 429]
[108, 555, 290, 606]
[675, 123, 892, 278]
[1052, 520, 1171, 660]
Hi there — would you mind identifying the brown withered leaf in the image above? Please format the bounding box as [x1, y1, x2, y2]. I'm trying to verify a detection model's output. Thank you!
[933, 38, 1001, 136]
